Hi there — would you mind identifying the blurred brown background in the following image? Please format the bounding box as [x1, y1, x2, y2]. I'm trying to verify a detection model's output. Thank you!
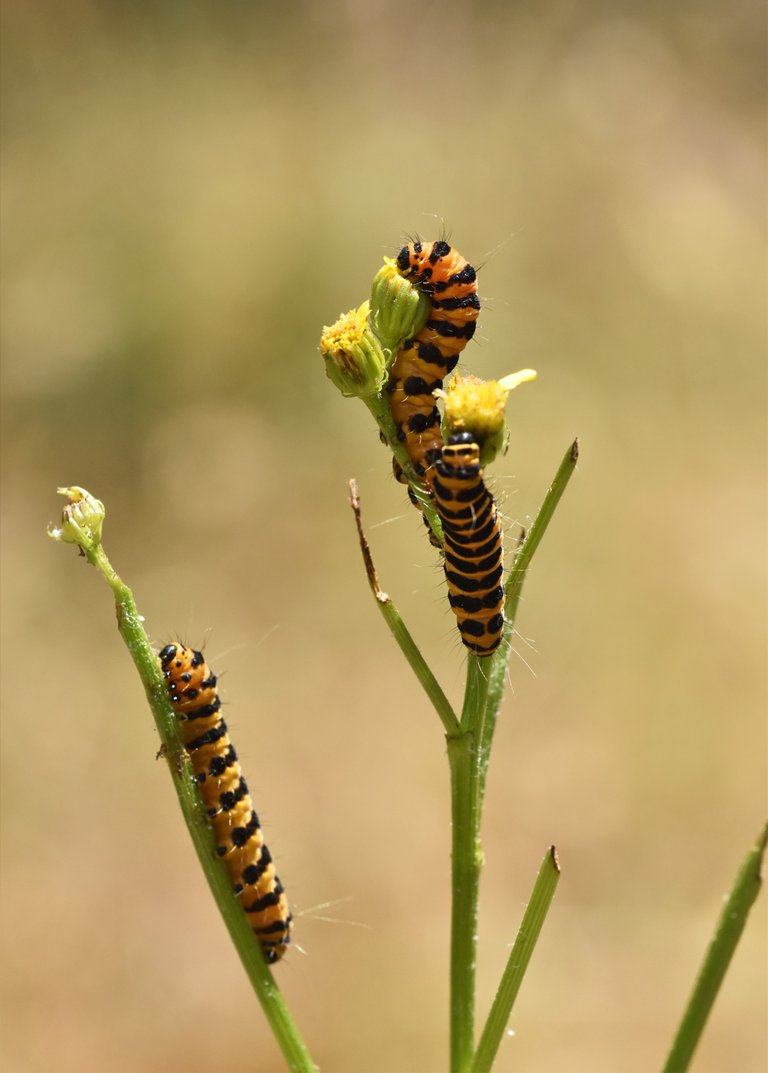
[1, 2, 765, 1071]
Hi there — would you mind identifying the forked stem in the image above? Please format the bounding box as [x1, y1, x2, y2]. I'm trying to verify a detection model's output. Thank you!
[350, 442, 578, 1073]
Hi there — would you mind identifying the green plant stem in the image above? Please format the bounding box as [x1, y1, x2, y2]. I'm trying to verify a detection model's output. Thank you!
[349, 479, 458, 734]
[61, 533, 317, 1073]
[448, 659, 493, 1072]
[471, 846, 561, 1073]
[460, 654, 491, 731]
[662, 822, 768, 1073]
[447, 724, 483, 1073]
[447, 442, 578, 1071]
[375, 590, 459, 733]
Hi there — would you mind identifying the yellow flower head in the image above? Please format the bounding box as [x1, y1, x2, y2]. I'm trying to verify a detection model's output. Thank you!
[442, 369, 537, 465]
[319, 301, 388, 399]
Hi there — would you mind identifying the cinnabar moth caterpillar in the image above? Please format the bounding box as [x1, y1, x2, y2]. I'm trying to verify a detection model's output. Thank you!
[432, 433, 505, 656]
[159, 643, 291, 963]
[386, 240, 480, 502]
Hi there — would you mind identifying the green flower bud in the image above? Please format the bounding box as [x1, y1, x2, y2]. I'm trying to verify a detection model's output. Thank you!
[320, 301, 390, 399]
[48, 486, 106, 552]
[442, 369, 537, 466]
[369, 258, 430, 354]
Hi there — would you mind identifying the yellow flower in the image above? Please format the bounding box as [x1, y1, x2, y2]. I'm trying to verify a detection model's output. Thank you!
[319, 301, 388, 398]
[442, 369, 537, 465]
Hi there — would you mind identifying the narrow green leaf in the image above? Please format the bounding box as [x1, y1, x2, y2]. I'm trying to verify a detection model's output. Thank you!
[505, 437, 579, 626]
[662, 822, 768, 1073]
[471, 847, 561, 1073]
[478, 439, 579, 798]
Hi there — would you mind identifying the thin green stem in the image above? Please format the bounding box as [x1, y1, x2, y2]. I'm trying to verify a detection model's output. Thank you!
[52, 497, 316, 1073]
[448, 727, 483, 1073]
[348, 479, 458, 734]
[448, 658, 490, 1071]
[450, 660, 491, 1064]
[377, 593, 459, 733]
[461, 655, 491, 730]
[471, 846, 561, 1073]
[662, 822, 767, 1073]
[447, 656, 495, 1072]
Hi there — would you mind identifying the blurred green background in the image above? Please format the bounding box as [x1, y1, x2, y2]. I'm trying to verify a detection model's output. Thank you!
[1, 2, 765, 1071]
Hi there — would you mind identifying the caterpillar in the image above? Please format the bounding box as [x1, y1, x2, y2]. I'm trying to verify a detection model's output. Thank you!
[432, 432, 505, 656]
[386, 240, 480, 504]
[158, 643, 291, 964]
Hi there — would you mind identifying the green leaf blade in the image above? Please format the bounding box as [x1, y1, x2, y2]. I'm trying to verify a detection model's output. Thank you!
[662, 822, 768, 1073]
[471, 846, 561, 1073]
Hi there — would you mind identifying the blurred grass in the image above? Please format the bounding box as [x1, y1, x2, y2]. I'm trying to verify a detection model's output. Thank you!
[1, 2, 765, 1072]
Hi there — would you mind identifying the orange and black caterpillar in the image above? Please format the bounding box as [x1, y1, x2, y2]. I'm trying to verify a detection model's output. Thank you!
[159, 643, 291, 963]
[432, 433, 505, 656]
[386, 240, 480, 501]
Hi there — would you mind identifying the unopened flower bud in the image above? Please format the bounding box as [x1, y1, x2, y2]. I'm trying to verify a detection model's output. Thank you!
[369, 258, 430, 354]
[48, 486, 106, 552]
[442, 369, 537, 465]
[319, 301, 388, 398]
